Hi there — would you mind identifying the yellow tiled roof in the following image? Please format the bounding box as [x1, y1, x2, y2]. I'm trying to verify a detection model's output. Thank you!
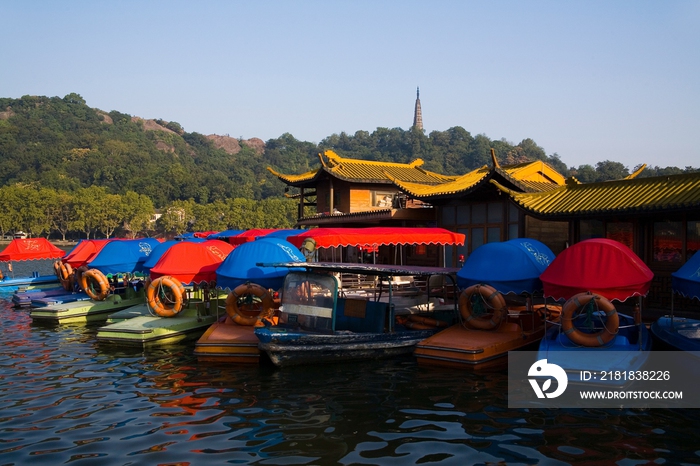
[390, 160, 566, 199]
[267, 150, 455, 186]
[490, 171, 700, 217]
[388, 165, 491, 197]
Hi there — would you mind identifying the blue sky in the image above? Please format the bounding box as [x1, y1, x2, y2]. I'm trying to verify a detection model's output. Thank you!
[2, 0, 699, 170]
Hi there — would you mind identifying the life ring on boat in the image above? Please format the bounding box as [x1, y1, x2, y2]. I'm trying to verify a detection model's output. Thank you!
[147, 276, 186, 317]
[58, 262, 74, 291]
[561, 293, 619, 347]
[459, 284, 507, 330]
[74, 266, 88, 291]
[226, 283, 274, 327]
[54, 261, 74, 290]
[397, 314, 450, 330]
[80, 268, 110, 301]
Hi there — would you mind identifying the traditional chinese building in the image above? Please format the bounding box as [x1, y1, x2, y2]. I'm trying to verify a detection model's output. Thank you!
[490, 171, 700, 309]
[267, 149, 455, 228]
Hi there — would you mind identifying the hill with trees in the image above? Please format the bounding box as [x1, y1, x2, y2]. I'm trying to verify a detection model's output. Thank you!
[0, 93, 696, 239]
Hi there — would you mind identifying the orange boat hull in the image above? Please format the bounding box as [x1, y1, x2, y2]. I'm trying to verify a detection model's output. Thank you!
[415, 308, 555, 370]
[194, 316, 262, 363]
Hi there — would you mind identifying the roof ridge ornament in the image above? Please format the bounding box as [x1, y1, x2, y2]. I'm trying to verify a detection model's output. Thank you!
[490, 148, 500, 169]
[625, 164, 647, 180]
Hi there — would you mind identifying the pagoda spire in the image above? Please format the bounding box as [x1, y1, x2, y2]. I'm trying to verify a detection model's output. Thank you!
[412, 87, 423, 131]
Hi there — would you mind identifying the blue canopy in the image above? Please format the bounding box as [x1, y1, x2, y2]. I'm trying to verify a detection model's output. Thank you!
[87, 238, 162, 275]
[456, 238, 555, 294]
[216, 237, 305, 290]
[672, 252, 700, 301]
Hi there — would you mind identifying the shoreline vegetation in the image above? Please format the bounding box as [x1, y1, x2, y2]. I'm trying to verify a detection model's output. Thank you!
[1, 93, 697, 240]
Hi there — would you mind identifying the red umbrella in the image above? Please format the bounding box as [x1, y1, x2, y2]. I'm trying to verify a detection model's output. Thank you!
[540, 238, 654, 302]
[228, 229, 277, 246]
[0, 238, 66, 262]
[149, 240, 234, 284]
[62, 239, 113, 268]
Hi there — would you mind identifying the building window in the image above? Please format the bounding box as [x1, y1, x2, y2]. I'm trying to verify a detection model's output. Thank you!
[472, 203, 486, 224]
[508, 203, 519, 239]
[653, 221, 683, 263]
[688, 220, 700, 259]
[456, 205, 470, 224]
[580, 219, 604, 240]
[606, 222, 633, 250]
[371, 191, 396, 208]
[487, 201, 503, 223]
[442, 206, 455, 226]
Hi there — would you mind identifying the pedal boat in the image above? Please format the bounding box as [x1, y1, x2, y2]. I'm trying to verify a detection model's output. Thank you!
[416, 239, 560, 370]
[96, 279, 226, 347]
[254, 262, 460, 368]
[416, 288, 561, 370]
[30, 277, 146, 324]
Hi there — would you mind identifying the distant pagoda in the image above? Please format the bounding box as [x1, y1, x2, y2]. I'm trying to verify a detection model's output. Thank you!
[412, 87, 423, 131]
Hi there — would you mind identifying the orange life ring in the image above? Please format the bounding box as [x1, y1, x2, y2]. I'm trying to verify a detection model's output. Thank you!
[225, 283, 274, 327]
[74, 266, 88, 291]
[80, 269, 110, 301]
[147, 276, 186, 317]
[459, 284, 507, 330]
[58, 262, 74, 291]
[561, 293, 619, 347]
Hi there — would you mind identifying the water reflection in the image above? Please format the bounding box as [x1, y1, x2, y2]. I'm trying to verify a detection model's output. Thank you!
[1, 294, 700, 464]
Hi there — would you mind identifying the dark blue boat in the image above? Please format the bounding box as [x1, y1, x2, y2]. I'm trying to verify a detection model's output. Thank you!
[254, 262, 460, 367]
[537, 239, 654, 385]
[651, 251, 700, 351]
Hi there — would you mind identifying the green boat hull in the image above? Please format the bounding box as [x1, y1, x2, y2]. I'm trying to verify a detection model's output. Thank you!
[97, 295, 226, 347]
[30, 287, 145, 324]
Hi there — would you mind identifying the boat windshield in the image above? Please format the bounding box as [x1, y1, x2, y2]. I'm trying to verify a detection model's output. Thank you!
[280, 272, 339, 331]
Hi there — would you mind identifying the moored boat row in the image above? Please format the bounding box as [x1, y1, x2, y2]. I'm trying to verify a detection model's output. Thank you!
[7, 231, 699, 383]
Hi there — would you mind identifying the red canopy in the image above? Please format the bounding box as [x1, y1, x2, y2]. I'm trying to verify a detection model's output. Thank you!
[63, 239, 113, 268]
[286, 227, 465, 249]
[149, 240, 233, 284]
[228, 229, 277, 246]
[193, 231, 219, 238]
[540, 238, 654, 302]
[0, 238, 66, 262]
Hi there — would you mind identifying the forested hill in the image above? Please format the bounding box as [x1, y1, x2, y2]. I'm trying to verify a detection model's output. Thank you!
[1, 93, 696, 208]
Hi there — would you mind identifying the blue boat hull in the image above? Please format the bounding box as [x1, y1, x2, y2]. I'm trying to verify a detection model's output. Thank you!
[0, 275, 60, 293]
[256, 326, 440, 367]
[537, 312, 651, 386]
[12, 286, 66, 306]
[650, 316, 700, 352]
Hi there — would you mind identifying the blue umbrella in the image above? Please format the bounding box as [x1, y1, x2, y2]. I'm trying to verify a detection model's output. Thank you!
[456, 238, 555, 294]
[216, 237, 305, 291]
[207, 229, 245, 239]
[87, 238, 162, 275]
[672, 252, 700, 300]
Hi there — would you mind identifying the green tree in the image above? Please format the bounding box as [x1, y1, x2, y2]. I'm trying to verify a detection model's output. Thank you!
[70, 186, 109, 238]
[595, 160, 629, 181]
[122, 191, 155, 238]
[47, 190, 75, 241]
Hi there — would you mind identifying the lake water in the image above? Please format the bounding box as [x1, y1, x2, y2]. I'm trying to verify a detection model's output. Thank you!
[1, 259, 700, 464]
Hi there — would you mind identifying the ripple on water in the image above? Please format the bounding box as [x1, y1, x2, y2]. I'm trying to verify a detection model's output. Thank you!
[0, 295, 699, 464]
